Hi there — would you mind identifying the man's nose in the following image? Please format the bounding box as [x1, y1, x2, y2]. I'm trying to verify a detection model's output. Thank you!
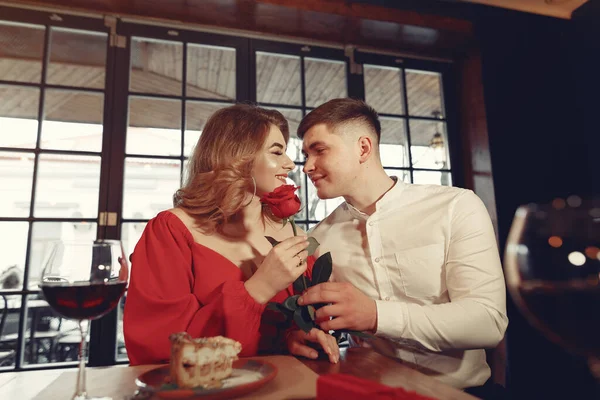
[303, 157, 314, 174]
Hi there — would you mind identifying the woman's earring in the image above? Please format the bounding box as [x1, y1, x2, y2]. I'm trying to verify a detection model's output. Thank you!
[243, 176, 257, 207]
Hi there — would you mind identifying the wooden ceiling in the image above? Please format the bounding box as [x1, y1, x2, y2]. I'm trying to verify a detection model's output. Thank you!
[457, 0, 587, 19]
[3, 0, 474, 58]
[0, 1, 451, 148]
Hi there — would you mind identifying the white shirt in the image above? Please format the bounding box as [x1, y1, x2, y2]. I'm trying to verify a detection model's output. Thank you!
[310, 178, 508, 388]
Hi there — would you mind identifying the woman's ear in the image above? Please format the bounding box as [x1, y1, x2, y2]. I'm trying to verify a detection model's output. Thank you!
[357, 135, 374, 163]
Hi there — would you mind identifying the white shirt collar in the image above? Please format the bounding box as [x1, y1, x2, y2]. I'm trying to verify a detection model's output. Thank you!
[345, 176, 406, 220]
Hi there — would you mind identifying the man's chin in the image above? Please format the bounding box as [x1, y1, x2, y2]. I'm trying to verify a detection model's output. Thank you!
[316, 187, 337, 200]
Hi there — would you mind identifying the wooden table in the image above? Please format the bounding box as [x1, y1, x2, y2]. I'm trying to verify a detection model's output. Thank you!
[0, 348, 477, 399]
[303, 347, 477, 400]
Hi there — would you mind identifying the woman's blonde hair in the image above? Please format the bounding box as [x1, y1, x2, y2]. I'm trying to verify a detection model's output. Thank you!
[174, 103, 289, 234]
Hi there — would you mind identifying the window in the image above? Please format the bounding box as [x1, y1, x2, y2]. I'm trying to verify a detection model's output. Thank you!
[362, 57, 452, 186]
[253, 43, 349, 229]
[0, 7, 455, 371]
[114, 25, 244, 362]
[0, 12, 110, 369]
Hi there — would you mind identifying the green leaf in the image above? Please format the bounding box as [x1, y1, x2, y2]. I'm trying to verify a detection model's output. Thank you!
[293, 276, 308, 294]
[282, 218, 288, 228]
[306, 236, 320, 256]
[311, 252, 332, 285]
[267, 302, 293, 324]
[264, 236, 280, 247]
[281, 295, 300, 312]
[293, 306, 316, 333]
[267, 302, 287, 314]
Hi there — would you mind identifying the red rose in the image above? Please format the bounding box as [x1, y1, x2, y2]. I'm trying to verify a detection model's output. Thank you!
[260, 185, 301, 219]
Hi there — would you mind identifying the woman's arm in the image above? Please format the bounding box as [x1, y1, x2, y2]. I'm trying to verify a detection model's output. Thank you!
[123, 213, 266, 365]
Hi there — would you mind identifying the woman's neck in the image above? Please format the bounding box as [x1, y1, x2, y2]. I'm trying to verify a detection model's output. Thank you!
[220, 198, 265, 238]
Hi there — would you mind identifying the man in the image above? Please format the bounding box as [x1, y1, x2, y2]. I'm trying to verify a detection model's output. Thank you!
[297, 98, 508, 394]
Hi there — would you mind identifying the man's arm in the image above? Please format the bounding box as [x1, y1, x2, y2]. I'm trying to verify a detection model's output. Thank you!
[301, 190, 508, 352]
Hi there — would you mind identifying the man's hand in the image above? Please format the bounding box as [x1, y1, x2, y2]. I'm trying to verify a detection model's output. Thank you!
[286, 328, 339, 363]
[298, 282, 377, 332]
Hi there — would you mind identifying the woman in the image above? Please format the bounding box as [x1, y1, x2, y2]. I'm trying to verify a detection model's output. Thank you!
[123, 104, 339, 365]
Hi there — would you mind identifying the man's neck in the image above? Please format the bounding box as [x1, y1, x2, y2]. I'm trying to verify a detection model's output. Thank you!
[344, 169, 396, 215]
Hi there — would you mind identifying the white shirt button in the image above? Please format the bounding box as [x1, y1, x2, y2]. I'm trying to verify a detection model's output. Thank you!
[374, 257, 381, 263]
[368, 221, 374, 226]
[385, 296, 391, 301]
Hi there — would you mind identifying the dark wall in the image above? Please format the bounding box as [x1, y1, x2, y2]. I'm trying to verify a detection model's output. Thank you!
[352, 2, 600, 397]
[360, 2, 599, 397]
[476, 8, 598, 400]
[572, 2, 600, 199]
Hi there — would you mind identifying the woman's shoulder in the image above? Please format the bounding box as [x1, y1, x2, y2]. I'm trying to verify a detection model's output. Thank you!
[163, 208, 192, 226]
[145, 208, 195, 240]
[162, 208, 213, 244]
[131, 210, 195, 258]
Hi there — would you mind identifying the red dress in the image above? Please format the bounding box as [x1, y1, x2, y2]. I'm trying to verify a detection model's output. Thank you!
[123, 211, 313, 365]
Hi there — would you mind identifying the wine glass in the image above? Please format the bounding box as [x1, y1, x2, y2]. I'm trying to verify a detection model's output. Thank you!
[504, 196, 600, 383]
[40, 240, 129, 400]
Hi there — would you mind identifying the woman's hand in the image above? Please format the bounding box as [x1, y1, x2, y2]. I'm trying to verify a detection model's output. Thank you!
[286, 328, 339, 363]
[245, 236, 309, 303]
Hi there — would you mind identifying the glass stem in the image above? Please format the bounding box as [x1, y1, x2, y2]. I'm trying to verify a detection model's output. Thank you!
[589, 356, 600, 382]
[73, 319, 88, 400]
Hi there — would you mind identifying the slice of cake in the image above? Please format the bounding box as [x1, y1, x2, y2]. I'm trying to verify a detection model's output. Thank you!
[168, 333, 242, 389]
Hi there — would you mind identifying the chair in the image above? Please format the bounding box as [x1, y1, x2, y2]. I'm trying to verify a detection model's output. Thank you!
[0, 295, 63, 365]
[487, 337, 507, 387]
[0, 294, 16, 366]
[52, 329, 83, 362]
[0, 295, 7, 339]
[50, 320, 89, 362]
[27, 301, 61, 364]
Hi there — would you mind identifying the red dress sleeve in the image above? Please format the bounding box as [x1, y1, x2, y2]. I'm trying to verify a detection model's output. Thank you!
[123, 212, 267, 365]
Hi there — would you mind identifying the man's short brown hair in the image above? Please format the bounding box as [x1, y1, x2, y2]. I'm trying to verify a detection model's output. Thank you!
[297, 98, 381, 143]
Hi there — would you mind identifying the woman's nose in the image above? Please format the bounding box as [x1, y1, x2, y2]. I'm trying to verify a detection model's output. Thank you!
[283, 154, 295, 171]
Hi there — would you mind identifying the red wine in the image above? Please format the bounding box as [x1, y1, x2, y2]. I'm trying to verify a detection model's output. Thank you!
[41, 281, 126, 320]
[517, 280, 600, 358]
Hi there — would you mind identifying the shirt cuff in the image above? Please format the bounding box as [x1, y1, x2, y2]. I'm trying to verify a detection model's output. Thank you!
[375, 299, 406, 339]
[222, 280, 267, 315]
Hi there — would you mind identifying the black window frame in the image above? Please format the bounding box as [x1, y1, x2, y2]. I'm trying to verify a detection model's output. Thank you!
[0, 5, 115, 372]
[355, 51, 464, 188]
[0, 5, 462, 372]
[250, 39, 348, 228]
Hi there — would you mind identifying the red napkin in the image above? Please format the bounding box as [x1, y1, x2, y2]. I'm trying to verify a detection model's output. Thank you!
[317, 373, 437, 400]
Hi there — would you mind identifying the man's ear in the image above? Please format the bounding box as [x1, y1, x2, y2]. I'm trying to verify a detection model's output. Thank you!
[357, 135, 374, 163]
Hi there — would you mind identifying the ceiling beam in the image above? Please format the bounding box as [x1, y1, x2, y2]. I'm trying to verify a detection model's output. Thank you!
[3, 0, 474, 59]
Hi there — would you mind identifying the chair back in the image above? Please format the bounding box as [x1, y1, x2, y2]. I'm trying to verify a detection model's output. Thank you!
[487, 337, 507, 387]
[0, 295, 7, 338]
